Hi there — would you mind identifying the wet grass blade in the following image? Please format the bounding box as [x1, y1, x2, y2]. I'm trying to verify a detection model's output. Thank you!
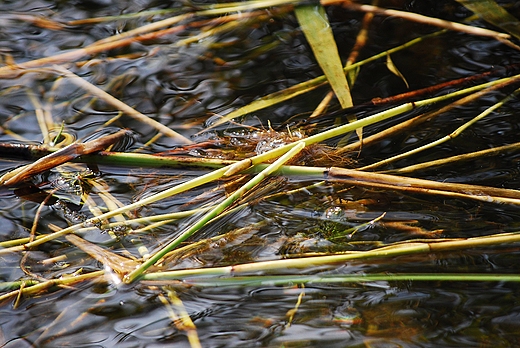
[65, 234, 139, 276]
[386, 53, 409, 88]
[294, 4, 353, 109]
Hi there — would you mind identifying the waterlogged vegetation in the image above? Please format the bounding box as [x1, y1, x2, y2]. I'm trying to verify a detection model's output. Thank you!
[1, 0, 520, 346]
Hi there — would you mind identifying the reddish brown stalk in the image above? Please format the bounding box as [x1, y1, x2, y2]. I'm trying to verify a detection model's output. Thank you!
[369, 64, 520, 106]
[1, 129, 131, 186]
[346, 0, 377, 66]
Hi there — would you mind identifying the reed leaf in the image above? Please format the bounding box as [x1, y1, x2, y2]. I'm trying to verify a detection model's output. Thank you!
[294, 4, 353, 109]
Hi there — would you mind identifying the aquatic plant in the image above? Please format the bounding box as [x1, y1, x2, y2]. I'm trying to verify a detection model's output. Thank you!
[1, 0, 520, 346]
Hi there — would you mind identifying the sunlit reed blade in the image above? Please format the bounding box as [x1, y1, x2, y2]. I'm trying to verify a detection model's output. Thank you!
[162, 289, 202, 348]
[295, 4, 353, 109]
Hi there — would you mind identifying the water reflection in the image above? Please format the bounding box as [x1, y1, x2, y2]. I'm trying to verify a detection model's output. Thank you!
[2, 0, 520, 347]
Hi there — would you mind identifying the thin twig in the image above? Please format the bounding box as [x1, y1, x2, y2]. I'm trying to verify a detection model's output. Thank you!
[324, 0, 510, 40]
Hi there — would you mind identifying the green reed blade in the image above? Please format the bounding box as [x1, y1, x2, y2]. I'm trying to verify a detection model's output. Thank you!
[295, 4, 353, 109]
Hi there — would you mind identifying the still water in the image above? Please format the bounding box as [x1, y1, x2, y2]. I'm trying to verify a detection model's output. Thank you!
[1, 0, 520, 347]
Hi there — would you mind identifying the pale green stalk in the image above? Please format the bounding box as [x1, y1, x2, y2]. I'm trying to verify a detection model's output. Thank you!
[124, 142, 306, 282]
[140, 231, 520, 280]
[0, 280, 39, 291]
[80, 152, 236, 168]
[360, 87, 520, 170]
[142, 273, 520, 287]
[0, 208, 208, 249]
[389, 141, 520, 174]
[0, 237, 32, 248]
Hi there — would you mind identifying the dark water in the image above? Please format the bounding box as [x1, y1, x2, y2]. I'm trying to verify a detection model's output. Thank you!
[2, 0, 520, 347]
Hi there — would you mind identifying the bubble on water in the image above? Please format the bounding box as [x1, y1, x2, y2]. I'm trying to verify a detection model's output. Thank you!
[324, 206, 346, 221]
